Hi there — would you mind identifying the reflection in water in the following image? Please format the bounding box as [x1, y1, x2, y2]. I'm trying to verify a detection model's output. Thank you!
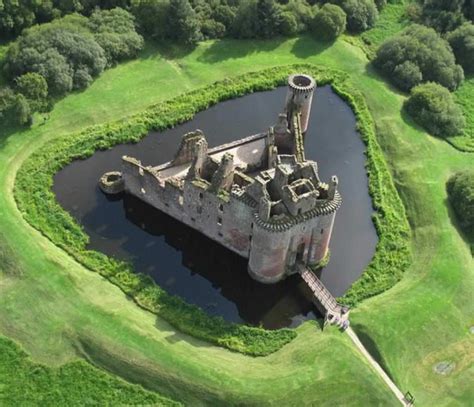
[122, 193, 317, 328]
[53, 86, 378, 328]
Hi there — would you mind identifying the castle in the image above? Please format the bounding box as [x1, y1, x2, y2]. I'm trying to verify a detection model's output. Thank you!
[100, 74, 342, 284]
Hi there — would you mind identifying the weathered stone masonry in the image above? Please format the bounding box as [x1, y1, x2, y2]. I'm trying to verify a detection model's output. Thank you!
[101, 74, 342, 284]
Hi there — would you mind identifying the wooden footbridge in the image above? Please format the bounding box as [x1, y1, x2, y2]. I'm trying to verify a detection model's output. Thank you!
[298, 264, 414, 406]
[297, 264, 350, 329]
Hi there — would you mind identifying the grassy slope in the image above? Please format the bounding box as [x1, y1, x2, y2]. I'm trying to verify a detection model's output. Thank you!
[360, 2, 409, 56]
[0, 335, 178, 405]
[452, 77, 474, 151]
[0, 35, 472, 405]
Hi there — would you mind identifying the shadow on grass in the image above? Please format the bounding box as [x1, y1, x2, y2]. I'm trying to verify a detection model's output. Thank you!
[0, 122, 29, 150]
[290, 36, 333, 59]
[150, 41, 197, 60]
[443, 196, 474, 256]
[351, 324, 395, 381]
[197, 37, 286, 63]
[363, 62, 408, 99]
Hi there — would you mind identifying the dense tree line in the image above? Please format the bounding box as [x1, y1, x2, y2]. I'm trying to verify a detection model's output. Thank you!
[1, 0, 385, 43]
[0, 8, 143, 125]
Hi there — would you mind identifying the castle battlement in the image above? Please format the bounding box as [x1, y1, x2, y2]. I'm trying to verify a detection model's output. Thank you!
[100, 74, 342, 283]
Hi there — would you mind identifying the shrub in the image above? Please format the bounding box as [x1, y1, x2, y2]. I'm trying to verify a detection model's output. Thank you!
[447, 22, 474, 75]
[334, 0, 378, 33]
[404, 82, 465, 138]
[447, 170, 474, 233]
[374, 24, 464, 91]
[311, 4, 346, 41]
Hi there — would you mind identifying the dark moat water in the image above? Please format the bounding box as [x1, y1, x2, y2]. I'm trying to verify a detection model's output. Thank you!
[53, 86, 378, 329]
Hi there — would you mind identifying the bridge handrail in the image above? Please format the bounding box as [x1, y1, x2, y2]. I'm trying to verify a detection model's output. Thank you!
[299, 267, 342, 312]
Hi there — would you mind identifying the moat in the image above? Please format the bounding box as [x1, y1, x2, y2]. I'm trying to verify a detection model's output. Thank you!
[53, 86, 377, 329]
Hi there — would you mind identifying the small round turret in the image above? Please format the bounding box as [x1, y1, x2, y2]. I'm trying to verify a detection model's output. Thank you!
[285, 74, 316, 133]
[99, 171, 124, 194]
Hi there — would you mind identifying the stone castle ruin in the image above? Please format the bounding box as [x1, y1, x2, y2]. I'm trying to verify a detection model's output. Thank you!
[100, 74, 342, 286]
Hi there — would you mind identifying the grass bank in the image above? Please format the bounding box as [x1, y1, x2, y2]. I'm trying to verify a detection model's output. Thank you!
[452, 77, 474, 152]
[0, 36, 472, 405]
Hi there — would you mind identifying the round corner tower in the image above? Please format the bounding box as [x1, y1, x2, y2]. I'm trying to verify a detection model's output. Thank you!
[285, 73, 316, 133]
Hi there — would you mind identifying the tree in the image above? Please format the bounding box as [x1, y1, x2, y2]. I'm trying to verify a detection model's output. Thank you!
[213, 3, 237, 31]
[422, 0, 466, 33]
[0, 0, 38, 38]
[88, 8, 144, 65]
[334, 0, 378, 33]
[0, 87, 32, 126]
[12, 93, 32, 125]
[167, 0, 202, 45]
[404, 82, 465, 138]
[311, 3, 346, 41]
[14, 72, 49, 112]
[257, 0, 283, 38]
[447, 22, 474, 75]
[232, 0, 259, 38]
[392, 61, 423, 91]
[130, 0, 170, 39]
[280, 11, 298, 36]
[447, 170, 474, 232]
[282, 0, 316, 34]
[374, 24, 464, 91]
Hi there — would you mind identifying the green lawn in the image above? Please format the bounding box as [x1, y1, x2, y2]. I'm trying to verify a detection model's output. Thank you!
[0, 35, 472, 406]
[360, 2, 410, 57]
[452, 77, 474, 151]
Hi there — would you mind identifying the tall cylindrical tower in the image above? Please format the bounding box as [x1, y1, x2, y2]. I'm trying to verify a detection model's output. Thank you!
[285, 74, 316, 133]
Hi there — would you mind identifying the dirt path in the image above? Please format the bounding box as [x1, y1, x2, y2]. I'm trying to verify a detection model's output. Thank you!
[346, 327, 412, 406]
